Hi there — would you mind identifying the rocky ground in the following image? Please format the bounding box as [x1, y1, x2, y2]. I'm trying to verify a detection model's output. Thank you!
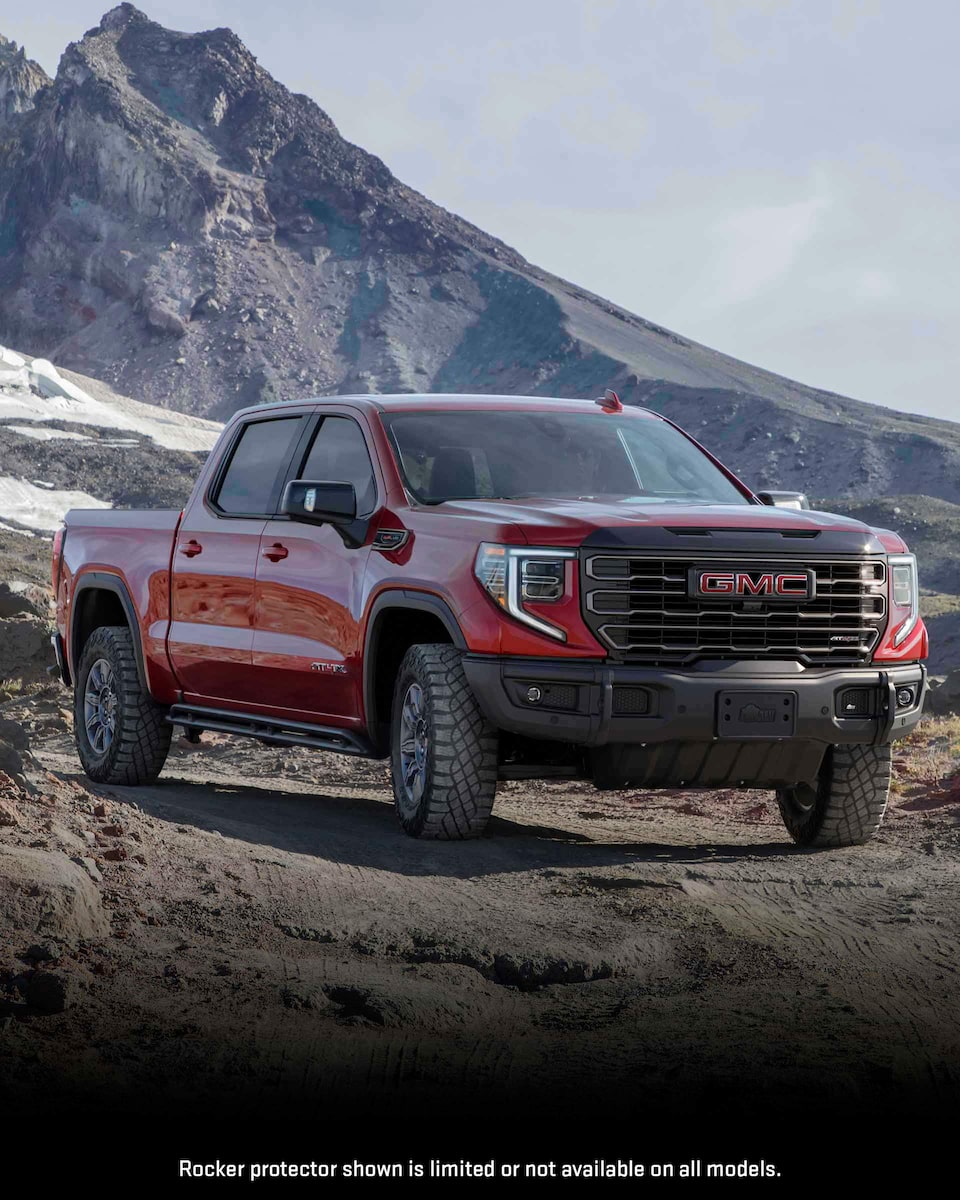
[1, 676, 958, 1135]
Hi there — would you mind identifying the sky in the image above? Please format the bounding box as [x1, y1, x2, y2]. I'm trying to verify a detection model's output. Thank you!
[4, 0, 958, 421]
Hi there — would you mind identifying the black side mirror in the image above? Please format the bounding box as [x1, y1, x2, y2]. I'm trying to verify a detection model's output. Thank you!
[281, 480, 357, 525]
[757, 490, 810, 510]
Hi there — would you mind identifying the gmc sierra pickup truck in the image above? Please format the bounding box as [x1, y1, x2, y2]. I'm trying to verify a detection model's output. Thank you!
[53, 392, 928, 845]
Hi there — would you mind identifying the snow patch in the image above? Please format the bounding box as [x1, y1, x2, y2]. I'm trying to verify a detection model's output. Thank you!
[0, 476, 110, 534]
[0, 347, 222, 452]
[4, 424, 93, 443]
[0, 521, 35, 538]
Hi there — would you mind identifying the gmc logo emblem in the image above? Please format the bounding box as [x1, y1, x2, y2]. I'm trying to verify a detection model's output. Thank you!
[691, 568, 814, 600]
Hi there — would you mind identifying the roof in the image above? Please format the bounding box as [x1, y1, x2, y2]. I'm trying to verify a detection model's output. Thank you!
[230, 393, 661, 421]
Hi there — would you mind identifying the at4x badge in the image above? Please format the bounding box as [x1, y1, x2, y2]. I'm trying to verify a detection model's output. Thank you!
[310, 662, 347, 674]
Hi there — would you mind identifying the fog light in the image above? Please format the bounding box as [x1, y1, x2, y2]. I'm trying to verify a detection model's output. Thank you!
[526, 686, 542, 704]
[896, 687, 915, 709]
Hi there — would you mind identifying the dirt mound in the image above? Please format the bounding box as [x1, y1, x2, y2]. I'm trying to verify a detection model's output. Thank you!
[0, 615, 53, 685]
[928, 669, 960, 714]
[0, 843, 110, 943]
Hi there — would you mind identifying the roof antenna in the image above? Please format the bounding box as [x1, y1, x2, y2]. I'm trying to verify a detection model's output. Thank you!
[595, 388, 623, 413]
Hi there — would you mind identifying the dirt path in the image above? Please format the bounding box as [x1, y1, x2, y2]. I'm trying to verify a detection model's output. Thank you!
[2, 706, 959, 1126]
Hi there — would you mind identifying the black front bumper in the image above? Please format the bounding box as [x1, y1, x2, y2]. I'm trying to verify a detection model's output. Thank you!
[462, 654, 927, 749]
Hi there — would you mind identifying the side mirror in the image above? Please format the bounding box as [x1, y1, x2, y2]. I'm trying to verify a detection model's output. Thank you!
[281, 479, 357, 525]
[757, 490, 809, 511]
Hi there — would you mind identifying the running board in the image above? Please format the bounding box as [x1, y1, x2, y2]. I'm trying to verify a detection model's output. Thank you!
[167, 703, 373, 757]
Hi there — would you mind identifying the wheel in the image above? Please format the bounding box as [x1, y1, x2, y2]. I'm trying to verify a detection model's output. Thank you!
[776, 743, 892, 847]
[390, 643, 498, 839]
[75, 625, 172, 785]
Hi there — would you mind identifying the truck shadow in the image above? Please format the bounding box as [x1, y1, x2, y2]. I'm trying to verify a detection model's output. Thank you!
[69, 770, 806, 879]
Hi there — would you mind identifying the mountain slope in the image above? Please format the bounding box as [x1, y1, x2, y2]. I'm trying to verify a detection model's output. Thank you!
[0, 4, 957, 507]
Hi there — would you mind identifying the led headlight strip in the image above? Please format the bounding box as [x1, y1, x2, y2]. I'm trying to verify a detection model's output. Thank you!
[888, 553, 919, 647]
[475, 544, 577, 641]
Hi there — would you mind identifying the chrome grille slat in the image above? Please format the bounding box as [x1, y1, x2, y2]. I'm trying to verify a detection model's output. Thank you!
[582, 554, 887, 666]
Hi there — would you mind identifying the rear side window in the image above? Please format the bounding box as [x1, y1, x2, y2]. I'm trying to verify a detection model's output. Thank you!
[300, 416, 378, 515]
[216, 417, 302, 515]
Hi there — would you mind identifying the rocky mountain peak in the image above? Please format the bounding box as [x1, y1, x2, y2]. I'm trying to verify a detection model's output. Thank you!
[0, 8, 958, 513]
[0, 33, 50, 123]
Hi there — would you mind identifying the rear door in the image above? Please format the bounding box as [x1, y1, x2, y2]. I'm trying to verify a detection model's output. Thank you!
[168, 413, 306, 705]
[252, 412, 380, 723]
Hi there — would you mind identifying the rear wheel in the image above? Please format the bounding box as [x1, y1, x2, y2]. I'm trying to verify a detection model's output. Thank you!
[75, 625, 172, 785]
[777, 743, 892, 847]
[390, 644, 498, 839]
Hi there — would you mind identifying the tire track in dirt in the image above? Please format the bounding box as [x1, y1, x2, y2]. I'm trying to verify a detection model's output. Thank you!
[6, 724, 958, 1116]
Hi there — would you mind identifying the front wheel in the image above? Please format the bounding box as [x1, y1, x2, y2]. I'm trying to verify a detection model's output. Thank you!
[390, 644, 498, 839]
[75, 625, 172, 785]
[777, 743, 892, 848]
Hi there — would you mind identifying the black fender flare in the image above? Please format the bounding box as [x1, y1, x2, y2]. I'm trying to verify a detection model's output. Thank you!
[362, 590, 466, 749]
[71, 572, 149, 691]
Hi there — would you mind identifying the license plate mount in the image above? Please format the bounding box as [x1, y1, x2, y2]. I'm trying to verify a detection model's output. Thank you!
[718, 690, 797, 738]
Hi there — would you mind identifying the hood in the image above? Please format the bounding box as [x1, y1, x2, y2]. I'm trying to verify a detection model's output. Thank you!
[433, 498, 879, 541]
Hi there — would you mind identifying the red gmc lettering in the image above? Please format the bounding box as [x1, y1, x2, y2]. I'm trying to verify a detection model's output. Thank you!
[775, 573, 809, 596]
[699, 571, 809, 596]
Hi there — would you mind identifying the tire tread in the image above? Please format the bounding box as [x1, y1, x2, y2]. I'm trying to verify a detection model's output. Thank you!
[390, 644, 498, 840]
[75, 625, 171, 785]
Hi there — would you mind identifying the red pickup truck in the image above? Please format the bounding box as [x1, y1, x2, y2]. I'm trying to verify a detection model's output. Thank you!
[52, 393, 928, 846]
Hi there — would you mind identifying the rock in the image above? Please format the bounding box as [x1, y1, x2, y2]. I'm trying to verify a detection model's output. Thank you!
[0, 846, 110, 941]
[926, 670, 960, 715]
[102, 846, 128, 862]
[144, 302, 188, 339]
[0, 617, 54, 684]
[23, 942, 60, 963]
[0, 716, 29, 750]
[0, 583, 41, 619]
[23, 970, 77, 1013]
[0, 798, 17, 825]
[74, 856, 104, 884]
[0, 35, 50, 123]
[0, 744, 24, 780]
[280, 983, 328, 1011]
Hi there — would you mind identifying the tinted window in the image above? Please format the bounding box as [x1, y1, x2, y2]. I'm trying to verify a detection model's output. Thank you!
[384, 410, 748, 506]
[300, 417, 377, 514]
[216, 418, 302, 514]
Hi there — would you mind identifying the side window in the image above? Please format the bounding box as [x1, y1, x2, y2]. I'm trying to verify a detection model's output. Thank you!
[300, 416, 377, 515]
[215, 417, 302, 515]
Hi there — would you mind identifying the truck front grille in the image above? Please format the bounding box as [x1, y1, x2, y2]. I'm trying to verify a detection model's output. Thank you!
[581, 554, 887, 666]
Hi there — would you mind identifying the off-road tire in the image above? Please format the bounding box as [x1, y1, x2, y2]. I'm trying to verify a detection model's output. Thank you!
[390, 643, 498, 839]
[75, 625, 172, 785]
[776, 743, 892, 847]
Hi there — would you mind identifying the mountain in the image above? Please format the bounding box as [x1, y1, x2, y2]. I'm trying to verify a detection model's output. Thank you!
[0, 4, 957, 507]
[0, 34, 49, 121]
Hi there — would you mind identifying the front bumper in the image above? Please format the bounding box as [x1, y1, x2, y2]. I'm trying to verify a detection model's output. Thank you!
[462, 654, 927, 748]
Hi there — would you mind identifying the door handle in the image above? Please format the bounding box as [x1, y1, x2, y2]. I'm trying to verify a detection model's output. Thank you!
[262, 543, 289, 563]
[179, 540, 203, 558]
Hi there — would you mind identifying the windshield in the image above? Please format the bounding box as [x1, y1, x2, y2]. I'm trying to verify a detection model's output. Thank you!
[383, 409, 750, 506]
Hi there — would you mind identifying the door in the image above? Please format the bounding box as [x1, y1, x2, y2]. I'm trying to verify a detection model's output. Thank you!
[252, 414, 379, 722]
[168, 414, 305, 705]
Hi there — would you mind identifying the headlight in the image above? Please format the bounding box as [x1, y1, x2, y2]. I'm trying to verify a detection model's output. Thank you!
[888, 554, 919, 647]
[474, 544, 576, 641]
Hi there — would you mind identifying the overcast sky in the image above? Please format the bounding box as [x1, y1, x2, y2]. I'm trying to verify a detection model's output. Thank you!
[6, 1, 958, 421]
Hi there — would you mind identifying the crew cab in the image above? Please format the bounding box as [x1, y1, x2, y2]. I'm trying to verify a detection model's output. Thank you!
[52, 393, 928, 845]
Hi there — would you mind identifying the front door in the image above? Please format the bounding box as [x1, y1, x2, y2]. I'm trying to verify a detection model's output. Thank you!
[168, 414, 306, 706]
[252, 414, 379, 723]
